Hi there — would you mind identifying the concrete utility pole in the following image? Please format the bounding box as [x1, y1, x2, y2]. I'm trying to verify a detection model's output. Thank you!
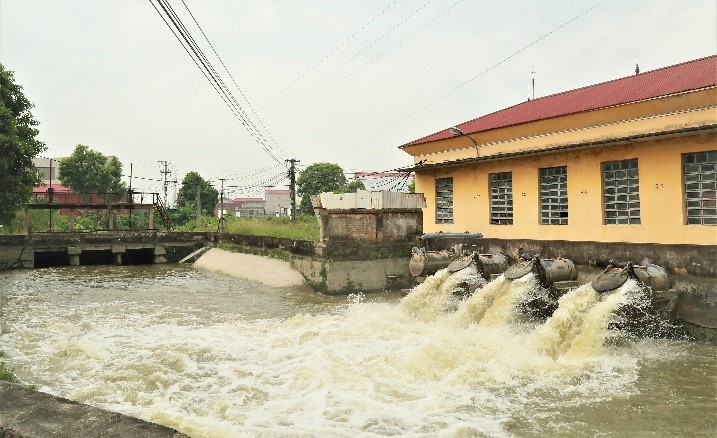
[158, 161, 171, 205]
[219, 178, 226, 232]
[195, 185, 201, 222]
[286, 159, 300, 225]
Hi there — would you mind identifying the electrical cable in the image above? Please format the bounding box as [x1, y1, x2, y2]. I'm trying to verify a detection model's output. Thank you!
[352, 0, 608, 148]
[266, 0, 464, 124]
[263, 0, 433, 120]
[260, 0, 400, 109]
[180, 0, 288, 163]
[149, 0, 285, 164]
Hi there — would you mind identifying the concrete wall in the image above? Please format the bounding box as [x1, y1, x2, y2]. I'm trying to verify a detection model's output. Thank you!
[315, 209, 423, 242]
[0, 232, 209, 268]
[291, 256, 412, 295]
[414, 131, 716, 245]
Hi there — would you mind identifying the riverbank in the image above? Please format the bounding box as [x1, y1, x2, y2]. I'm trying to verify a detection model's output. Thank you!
[0, 381, 187, 437]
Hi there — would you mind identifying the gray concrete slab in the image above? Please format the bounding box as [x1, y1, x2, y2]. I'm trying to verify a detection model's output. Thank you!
[0, 382, 188, 438]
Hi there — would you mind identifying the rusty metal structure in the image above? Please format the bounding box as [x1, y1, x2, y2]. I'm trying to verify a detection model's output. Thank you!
[25, 189, 173, 232]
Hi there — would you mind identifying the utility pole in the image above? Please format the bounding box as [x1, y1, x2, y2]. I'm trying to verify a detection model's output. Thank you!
[286, 159, 300, 225]
[219, 178, 226, 232]
[195, 185, 202, 222]
[158, 160, 171, 205]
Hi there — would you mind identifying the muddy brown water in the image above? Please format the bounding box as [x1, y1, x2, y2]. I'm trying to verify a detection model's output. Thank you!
[0, 264, 715, 437]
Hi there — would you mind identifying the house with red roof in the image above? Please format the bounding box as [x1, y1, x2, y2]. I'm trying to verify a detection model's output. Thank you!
[400, 55, 716, 247]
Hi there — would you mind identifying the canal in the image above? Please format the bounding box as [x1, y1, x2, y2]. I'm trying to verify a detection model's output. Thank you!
[0, 264, 715, 437]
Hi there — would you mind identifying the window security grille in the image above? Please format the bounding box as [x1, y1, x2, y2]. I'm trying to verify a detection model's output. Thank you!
[684, 150, 717, 225]
[435, 177, 453, 224]
[490, 172, 513, 225]
[603, 159, 640, 225]
[540, 166, 568, 225]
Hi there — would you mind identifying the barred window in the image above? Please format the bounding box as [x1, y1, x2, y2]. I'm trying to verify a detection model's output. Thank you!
[602, 159, 640, 225]
[684, 150, 717, 225]
[490, 172, 513, 225]
[540, 166, 568, 225]
[435, 177, 453, 224]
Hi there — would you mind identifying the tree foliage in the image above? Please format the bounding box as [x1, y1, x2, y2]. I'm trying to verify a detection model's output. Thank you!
[59, 144, 126, 193]
[296, 162, 348, 215]
[338, 179, 366, 194]
[0, 64, 45, 225]
[176, 171, 218, 218]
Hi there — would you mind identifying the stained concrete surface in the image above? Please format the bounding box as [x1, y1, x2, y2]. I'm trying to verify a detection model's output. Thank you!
[0, 382, 188, 438]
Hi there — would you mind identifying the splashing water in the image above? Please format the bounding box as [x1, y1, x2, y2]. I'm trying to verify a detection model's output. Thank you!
[400, 266, 485, 322]
[1, 267, 714, 437]
[529, 279, 641, 359]
[478, 274, 541, 327]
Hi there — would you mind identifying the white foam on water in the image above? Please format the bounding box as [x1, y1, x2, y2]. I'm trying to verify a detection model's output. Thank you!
[0, 273, 675, 437]
[477, 274, 540, 328]
[529, 279, 641, 359]
[400, 267, 485, 323]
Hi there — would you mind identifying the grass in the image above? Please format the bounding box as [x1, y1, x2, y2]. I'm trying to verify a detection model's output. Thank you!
[177, 215, 320, 241]
[0, 352, 17, 383]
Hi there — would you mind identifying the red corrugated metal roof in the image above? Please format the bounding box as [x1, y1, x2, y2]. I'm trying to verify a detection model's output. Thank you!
[33, 184, 73, 193]
[403, 55, 717, 147]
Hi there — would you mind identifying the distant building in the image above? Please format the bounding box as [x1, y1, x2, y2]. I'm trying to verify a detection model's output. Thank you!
[215, 197, 265, 218]
[352, 172, 414, 192]
[265, 189, 291, 217]
[32, 157, 64, 185]
[400, 55, 716, 246]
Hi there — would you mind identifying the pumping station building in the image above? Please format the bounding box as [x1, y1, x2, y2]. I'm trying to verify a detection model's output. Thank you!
[400, 55, 716, 275]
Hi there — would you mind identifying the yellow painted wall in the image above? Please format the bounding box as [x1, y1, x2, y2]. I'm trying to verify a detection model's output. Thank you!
[407, 86, 717, 245]
[416, 131, 717, 245]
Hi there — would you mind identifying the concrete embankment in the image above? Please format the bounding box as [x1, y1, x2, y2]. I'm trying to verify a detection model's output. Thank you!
[0, 382, 187, 438]
[193, 247, 309, 289]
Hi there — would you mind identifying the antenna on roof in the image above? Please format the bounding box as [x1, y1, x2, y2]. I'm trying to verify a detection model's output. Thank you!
[531, 69, 536, 100]
[635, 52, 640, 75]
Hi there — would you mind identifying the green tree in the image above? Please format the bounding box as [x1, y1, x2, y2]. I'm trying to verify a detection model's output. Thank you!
[58, 144, 126, 194]
[296, 162, 347, 215]
[0, 64, 46, 225]
[176, 171, 218, 219]
[338, 179, 366, 194]
[407, 179, 415, 193]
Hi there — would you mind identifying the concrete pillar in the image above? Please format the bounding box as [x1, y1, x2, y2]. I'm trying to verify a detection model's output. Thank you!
[148, 208, 155, 230]
[108, 207, 114, 230]
[153, 245, 167, 264]
[20, 250, 34, 268]
[67, 247, 82, 267]
[112, 245, 125, 266]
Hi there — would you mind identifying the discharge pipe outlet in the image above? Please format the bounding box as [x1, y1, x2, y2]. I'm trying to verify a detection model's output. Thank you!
[409, 247, 458, 277]
[503, 254, 577, 288]
[591, 260, 671, 293]
[446, 252, 510, 281]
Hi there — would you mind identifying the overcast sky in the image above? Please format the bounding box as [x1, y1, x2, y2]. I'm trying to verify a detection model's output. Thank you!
[1, 0, 715, 198]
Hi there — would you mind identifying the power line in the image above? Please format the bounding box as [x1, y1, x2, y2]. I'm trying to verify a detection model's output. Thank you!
[260, 0, 400, 109]
[353, 0, 608, 148]
[149, 0, 285, 165]
[180, 0, 289, 162]
[262, 0, 433, 121]
[266, 0, 464, 125]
